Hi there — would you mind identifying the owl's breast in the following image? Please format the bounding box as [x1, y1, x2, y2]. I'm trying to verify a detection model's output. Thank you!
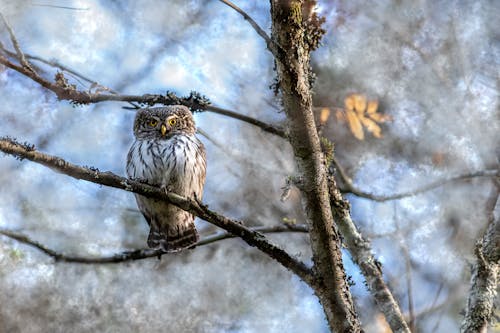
[126, 135, 206, 194]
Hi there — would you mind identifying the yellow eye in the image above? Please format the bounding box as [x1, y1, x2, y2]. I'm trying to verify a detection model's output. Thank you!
[148, 119, 158, 127]
[168, 118, 177, 126]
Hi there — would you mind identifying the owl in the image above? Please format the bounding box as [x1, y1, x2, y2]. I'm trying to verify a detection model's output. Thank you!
[126, 105, 206, 252]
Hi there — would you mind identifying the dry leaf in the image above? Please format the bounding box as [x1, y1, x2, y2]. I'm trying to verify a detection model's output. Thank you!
[367, 100, 378, 114]
[320, 107, 331, 125]
[353, 94, 367, 113]
[338, 94, 390, 140]
[344, 94, 355, 110]
[346, 109, 364, 140]
[368, 112, 392, 123]
[359, 115, 382, 138]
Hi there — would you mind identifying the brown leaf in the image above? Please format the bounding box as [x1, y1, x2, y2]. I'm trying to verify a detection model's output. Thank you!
[344, 94, 355, 110]
[359, 115, 382, 138]
[366, 100, 379, 114]
[320, 107, 331, 125]
[346, 109, 364, 140]
[368, 112, 392, 123]
[353, 94, 367, 113]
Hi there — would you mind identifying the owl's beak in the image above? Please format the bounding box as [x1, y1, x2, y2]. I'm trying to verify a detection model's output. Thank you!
[160, 124, 167, 136]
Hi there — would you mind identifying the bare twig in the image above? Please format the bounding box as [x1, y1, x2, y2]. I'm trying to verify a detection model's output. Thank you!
[331, 155, 354, 187]
[0, 224, 308, 264]
[395, 215, 416, 332]
[0, 13, 35, 73]
[30, 3, 90, 11]
[205, 105, 286, 137]
[217, 0, 282, 57]
[0, 54, 287, 136]
[339, 169, 498, 202]
[0, 137, 314, 286]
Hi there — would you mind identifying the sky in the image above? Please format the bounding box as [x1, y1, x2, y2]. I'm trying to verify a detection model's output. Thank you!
[0, 1, 498, 332]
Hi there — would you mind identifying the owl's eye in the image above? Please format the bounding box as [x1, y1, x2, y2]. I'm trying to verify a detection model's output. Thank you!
[168, 118, 177, 126]
[148, 119, 158, 127]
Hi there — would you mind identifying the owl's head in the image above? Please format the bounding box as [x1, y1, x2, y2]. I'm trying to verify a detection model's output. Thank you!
[133, 106, 197, 139]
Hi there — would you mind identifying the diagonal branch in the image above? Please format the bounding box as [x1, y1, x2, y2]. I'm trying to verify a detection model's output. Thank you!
[0, 54, 286, 137]
[461, 181, 500, 332]
[0, 137, 314, 286]
[327, 174, 411, 333]
[205, 105, 286, 137]
[0, 224, 308, 264]
[217, 0, 282, 58]
[0, 13, 35, 73]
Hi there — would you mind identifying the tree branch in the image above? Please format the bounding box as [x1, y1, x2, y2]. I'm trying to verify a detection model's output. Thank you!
[0, 137, 314, 286]
[339, 167, 498, 202]
[204, 105, 286, 137]
[270, 2, 362, 331]
[0, 13, 35, 73]
[0, 53, 286, 136]
[217, 0, 282, 58]
[3, 45, 491, 202]
[327, 175, 411, 333]
[0, 224, 308, 264]
[461, 181, 499, 333]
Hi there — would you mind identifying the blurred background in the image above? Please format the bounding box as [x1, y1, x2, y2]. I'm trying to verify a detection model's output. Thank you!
[0, 1, 498, 332]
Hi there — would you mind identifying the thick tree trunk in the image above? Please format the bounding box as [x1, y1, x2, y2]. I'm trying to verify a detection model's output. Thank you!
[270, 1, 362, 332]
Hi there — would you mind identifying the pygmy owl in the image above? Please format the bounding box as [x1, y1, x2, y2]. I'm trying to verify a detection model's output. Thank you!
[126, 105, 206, 252]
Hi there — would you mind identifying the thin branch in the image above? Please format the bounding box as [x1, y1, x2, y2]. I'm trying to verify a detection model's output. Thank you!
[3, 45, 491, 202]
[0, 137, 314, 286]
[217, 0, 281, 58]
[0, 13, 35, 73]
[331, 155, 354, 187]
[340, 169, 498, 202]
[396, 217, 416, 332]
[0, 224, 309, 264]
[205, 105, 286, 137]
[0, 54, 286, 136]
[30, 3, 90, 11]
[327, 174, 411, 333]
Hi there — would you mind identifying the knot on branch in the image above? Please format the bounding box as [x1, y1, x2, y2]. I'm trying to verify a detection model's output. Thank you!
[54, 72, 92, 106]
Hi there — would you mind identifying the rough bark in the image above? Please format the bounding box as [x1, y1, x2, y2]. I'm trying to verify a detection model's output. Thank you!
[328, 175, 411, 333]
[270, 1, 361, 332]
[461, 185, 499, 333]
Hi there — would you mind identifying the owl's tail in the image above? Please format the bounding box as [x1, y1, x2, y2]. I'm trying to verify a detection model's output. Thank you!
[148, 218, 199, 252]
